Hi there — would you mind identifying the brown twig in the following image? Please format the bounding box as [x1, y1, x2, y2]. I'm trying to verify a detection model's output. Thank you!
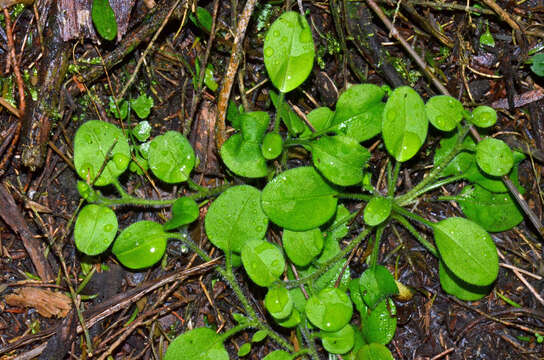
[0, 8, 26, 175]
[118, 0, 182, 100]
[184, 0, 220, 135]
[215, 0, 259, 150]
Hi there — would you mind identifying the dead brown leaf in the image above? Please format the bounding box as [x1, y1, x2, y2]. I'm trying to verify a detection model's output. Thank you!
[4, 287, 71, 318]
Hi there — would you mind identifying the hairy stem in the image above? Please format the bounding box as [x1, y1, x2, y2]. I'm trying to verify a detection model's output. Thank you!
[391, 214, 438, 257]
[285, 226, 373, 289]
[395, 126, 468, 206]
[171, 234, 294, 351]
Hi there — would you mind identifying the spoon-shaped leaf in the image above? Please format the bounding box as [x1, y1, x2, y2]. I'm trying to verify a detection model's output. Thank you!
[148, 131, 195, 183]
[311, 135, 370, 186]
[74, 204, 117, 256]
[241, 240, 285, 287]
[439, 260, 492, 301]
[475, 137, 513, 177]
[112, 221, 169, 269]
[205, 185, 268, 253]
[264, 11, 315, 93]
[382, 86, 427, 162]
[433, 217, 498, 286]
[164, 327, 228, 360]
[261, 167, 338, 231]
[92, 0, 117, 41]
[74, 120, 130, 186]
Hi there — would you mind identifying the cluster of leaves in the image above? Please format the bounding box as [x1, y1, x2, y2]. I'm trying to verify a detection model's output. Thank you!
[73, 10, 526, 360]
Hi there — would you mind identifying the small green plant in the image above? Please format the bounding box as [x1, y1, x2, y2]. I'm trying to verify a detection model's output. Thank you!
[72, 11, 527, 360]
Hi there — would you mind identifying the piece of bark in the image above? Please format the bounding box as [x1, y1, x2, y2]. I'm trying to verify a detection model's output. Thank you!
[0, 184, 54, 281]
[491, 88, 544, 109]
[190, 101, 221, 175]
[38, 309, 76, 360]
[4, 288, 71, 318]
[20, 2, 71, 171]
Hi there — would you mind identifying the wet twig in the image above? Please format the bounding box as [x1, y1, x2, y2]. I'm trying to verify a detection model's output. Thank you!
[215, 0, 258, 150]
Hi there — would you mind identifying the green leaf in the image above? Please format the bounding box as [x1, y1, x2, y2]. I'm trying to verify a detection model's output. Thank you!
[359, 265, 398, 309]
[261, 132, 283, 160]
[261, 167, 338, 231]
[112, 221, 169, 269]
[530, 53, 544, 76]
[265, 285, 293, 320]
[361, 298, 397, 345]
[331, 84, 385, 142]
[263, 350, 292, 360]
[425, 95, 464, 131]
[363, 197, 392, 226]
[433, 217, 498, 286]
[457, 184, 523, 232]
[232, 313, 248, 324]
[439, 260, 492, 301]
[131, 94, 154, 119]
[92, 0, 117, 41]
[311, 135, 370, 186]
[305, 287, 353, 331]
[264, 11, 315, 93]
[204, 185, 268, 253]
[465, 151, 525, 193]
[240, 111, 270, 143]
[282, 228, 324, 267]
[356, 343, 394, 360]
[382, 86, 428, 162]
[148, 131, 195, 183]
[306, 107, 335, 133]
[323, 204, 350, 244]
[163, 197, 199, 231]
[479, 25, 495, 47]
[108, 97, 128, 120]
[74, 205, 117, 256]
[349, 279, 365, 314]
[190, 7, 213, 32]
[345, 328, 366, 360]
[238, 343, 251, 357]
[433, 132, 474, 178]
[74, 120, 131, 186]
[164, 327, 228, 360]
[77, 181, 97, 202]
[313, 260, 350, 293]
[133, 121, 152, 142]
[251, 330, 267, 343]
[129, 155, 148, 175]
[274, 308, 301, 328]
[227, 100, 243, 129]
[471, 106, 497, 128]
[241, 240, 285, 287]
[220, 134, 268, 178]
[476, 137, 513, 176]
[321, 324, 355, 354]
[270, 90, 306, 135]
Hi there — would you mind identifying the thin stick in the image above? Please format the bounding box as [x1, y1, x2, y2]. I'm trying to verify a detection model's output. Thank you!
[364, 0, 449, 95]
[118, 0, 182, 100]
[497, 249, 544, 307]
[215, 0, 259, 149]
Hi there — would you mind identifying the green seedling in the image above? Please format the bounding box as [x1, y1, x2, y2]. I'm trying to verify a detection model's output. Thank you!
[71, 10, 529, 360]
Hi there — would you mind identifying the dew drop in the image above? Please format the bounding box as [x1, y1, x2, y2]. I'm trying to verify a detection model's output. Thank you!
[104, 224, 114, 232]
[273, 30, 280, 37]
[264, 47, 274, 57]
[149, 247, 156, 253]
